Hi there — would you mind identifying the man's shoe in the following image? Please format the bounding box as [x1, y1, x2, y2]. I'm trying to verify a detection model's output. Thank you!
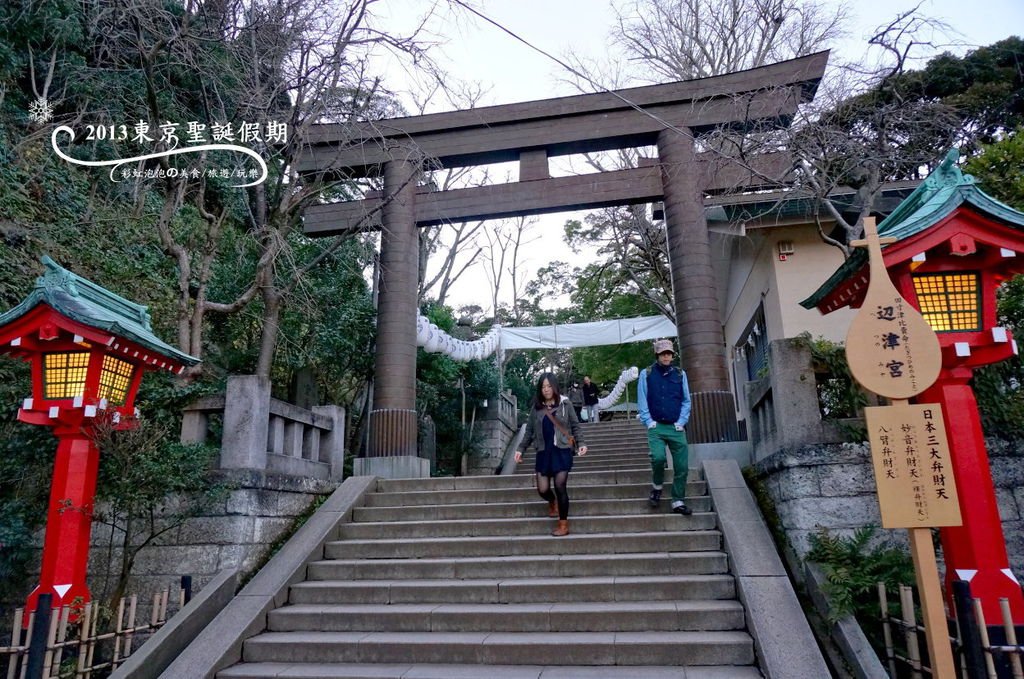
[672, 503, 692, 516]
[648, 488, 662, 507]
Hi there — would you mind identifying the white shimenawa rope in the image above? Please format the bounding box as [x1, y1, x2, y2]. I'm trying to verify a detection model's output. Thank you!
[597, 366, 639, 410]
[414, 315, 641, 414]
[416, 313, 501, 362]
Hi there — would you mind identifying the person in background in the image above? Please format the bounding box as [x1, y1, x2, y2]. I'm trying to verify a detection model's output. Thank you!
[514, 373, 588, 536]
[581, 376, 599, 422]
[636, 339, 692, 516]
[568, 382, 584, 419]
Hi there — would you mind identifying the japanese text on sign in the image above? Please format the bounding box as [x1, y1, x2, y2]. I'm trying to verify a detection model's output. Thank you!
[865, 404, 962, 528]
[873, 299, 919, 392]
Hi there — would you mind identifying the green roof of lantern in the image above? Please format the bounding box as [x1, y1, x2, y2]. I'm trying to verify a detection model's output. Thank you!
[0, 256, 199, 366]
[800, 148, 1024, 310]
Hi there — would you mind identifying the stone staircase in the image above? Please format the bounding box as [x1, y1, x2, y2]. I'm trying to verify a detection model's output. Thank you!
[217, 419, 763, 678]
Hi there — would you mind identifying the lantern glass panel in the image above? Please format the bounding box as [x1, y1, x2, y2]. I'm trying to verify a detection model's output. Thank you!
[43, 352, 90, 399]
[98, 355, 134, 405]
[912, 272, 981, 332]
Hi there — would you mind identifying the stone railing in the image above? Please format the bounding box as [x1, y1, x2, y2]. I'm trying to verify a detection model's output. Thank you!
[495, 389, 517, 428]
[180, 375, 345, 481]
[744, 338, 866, 464]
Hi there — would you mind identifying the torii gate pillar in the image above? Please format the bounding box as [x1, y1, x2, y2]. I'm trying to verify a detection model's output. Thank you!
[658, 129, 737, 439]
[301, 55, 829, 453]
[353, 149, 430, 478]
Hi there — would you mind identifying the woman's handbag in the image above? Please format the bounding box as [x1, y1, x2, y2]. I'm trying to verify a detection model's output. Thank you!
[544, 407, 577, 451]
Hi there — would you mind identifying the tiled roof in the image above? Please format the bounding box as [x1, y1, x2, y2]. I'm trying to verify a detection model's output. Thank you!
[0, 256, 199, 366]
[800, 149, 1024, 310]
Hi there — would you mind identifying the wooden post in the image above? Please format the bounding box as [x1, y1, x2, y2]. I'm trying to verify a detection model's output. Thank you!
[973, 599, 999, 678]
[847, 218, 958, 678]
[901, 584, 924, 679]
[1000, 598, 1024, 679]
[909, 526, 957, 677]
[879, 583, 899, 678]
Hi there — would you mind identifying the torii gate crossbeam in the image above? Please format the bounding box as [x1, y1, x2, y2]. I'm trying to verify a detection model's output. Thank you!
[299, 52, 828, 478]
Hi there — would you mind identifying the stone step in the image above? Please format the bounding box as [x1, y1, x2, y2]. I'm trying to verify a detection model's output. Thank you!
[213, 420, 764, 679]
[518, 450, 649, 462]
[518, 461, 652, 472]
[363, 481, 707, 507]
[308, 550, 728, 581]
[267, 600, 746, 633]
[326, 530, 723, 559]
[580, 422, 646, 431]
[219, 662, 764, 679]
[336, 513, 717, 540]
[568, 434, 650, 444]
[288, 574, 737, 605]
[240, 630, 755, 666]
[353, 496, 712, 522]
[374, 468, 700, 493]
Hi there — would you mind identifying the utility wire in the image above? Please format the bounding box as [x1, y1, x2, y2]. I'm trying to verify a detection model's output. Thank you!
[448, 0, 702, 145]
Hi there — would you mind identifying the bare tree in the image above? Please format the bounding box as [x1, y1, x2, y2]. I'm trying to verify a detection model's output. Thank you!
[566, 205, 676, 321]
[544, 0, 848, 317]
[480, 216, 539, 323]
[788, 10, 963, 254]
[419, 218, 485, 305]
[611, 0, 847, 82]
[82, 0, 443, 377]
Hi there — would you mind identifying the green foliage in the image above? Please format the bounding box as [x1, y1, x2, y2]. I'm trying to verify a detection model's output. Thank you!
[906, 38, 1024, 144]
[962, 131, 1024, 440]
[417, 303, 502, 476]
[973, 275, 1024, 439]
[92, 411, 228, 607]
[208, 235, 377, 408]
[807, 526, 914, 624]
[964, 128, 1024, 209]
[792, 332, 868, 420]
[0, 361, 55, 603]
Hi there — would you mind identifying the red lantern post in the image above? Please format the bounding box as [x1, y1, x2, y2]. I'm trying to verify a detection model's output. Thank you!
[0, 257, 198, 618]
[803, 150, 1024, 630]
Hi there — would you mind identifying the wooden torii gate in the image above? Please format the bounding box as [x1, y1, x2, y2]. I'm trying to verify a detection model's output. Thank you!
[299, 52, 829, 478]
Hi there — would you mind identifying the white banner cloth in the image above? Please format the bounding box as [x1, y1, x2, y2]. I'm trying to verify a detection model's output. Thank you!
[499, 315, 677, 350]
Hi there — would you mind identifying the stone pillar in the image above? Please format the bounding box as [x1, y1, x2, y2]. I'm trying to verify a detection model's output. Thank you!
[658, 128, 737, 442]
[220, 375, 270, 471]
[312, 405, 346, 481]
[355, 147, 429, 478]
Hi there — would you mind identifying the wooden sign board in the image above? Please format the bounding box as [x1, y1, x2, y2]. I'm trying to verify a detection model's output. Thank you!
[845, 218, 942, 399]
[865, 403, 962, 528]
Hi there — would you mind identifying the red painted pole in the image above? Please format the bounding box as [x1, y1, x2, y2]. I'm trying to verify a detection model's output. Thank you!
[920, 367, 1024, 625]
[24, 428, 99, 621]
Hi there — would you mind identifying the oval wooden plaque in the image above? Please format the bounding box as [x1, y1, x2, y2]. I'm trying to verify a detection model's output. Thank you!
[845, 219, 942, 399]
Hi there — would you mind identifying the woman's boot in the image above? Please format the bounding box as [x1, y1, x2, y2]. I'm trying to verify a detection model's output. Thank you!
[547, 499, 558, 517]
[551, 519, 569, 537]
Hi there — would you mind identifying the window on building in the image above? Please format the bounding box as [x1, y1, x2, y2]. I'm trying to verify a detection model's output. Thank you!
[739, 305, 769, 381]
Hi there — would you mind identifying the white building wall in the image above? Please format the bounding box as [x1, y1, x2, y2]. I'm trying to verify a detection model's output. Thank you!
[770, 226, 857, 343]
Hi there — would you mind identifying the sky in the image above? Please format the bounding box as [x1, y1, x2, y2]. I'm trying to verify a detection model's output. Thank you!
[372, 0, 1024, 316]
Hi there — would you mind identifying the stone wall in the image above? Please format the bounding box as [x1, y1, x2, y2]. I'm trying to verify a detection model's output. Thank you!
[89, 471, 335, 607]
[466, 419, 515, 475]
[750, 440, 1024, 569]
[466, 390, 520, 476]
[0, 470, 337, 634]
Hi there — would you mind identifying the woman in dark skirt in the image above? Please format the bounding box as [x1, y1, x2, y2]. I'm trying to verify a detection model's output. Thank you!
[513, 373, 588, 536]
